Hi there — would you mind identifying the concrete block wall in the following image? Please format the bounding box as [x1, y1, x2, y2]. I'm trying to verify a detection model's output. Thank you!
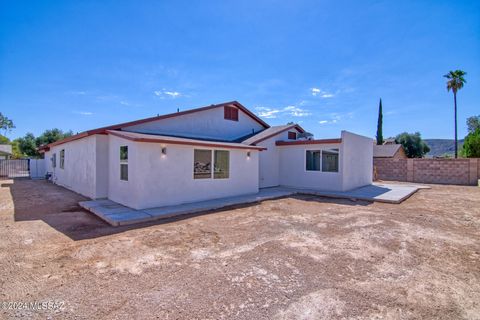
[374, 158, 479, 186]
[374, 158, 407, 181]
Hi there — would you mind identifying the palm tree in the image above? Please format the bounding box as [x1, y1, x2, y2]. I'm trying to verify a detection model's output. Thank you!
[444, 70, 467, 158]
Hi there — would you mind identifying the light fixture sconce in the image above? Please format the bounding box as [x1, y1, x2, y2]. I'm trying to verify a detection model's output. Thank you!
[161, 147, 167, 156]
[247, 151, 251, 158]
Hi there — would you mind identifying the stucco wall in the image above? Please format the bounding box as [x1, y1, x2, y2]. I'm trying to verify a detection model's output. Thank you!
[108, 136, 260, 209]
[122, 107, 265, 141]
[257, 128, 302, 188]
[107, 135, 140, 208]
[45, 135, 98, 199]
[278, 142, 344, 191]
[341, 131, 373, 191]
[95, 134, 109, 198]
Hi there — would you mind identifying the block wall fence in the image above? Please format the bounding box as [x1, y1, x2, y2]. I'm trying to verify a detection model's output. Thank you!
[374, 158, 480, 186]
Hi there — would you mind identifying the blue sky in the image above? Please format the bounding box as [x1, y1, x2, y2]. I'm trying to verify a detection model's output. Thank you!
[1, 0, 479, 140]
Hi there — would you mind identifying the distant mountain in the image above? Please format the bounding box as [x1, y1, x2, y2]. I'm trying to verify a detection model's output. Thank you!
[424, 139, 464, 158]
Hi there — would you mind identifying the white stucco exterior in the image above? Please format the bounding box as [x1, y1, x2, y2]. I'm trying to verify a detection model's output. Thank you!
[257, 128, 303, 188]
[123, 106, 265, 141]
[41, 102, 373, 210]
[259, 130, 372, 191]
[45, 134, 108, 199]
[340, 131, 373, 190]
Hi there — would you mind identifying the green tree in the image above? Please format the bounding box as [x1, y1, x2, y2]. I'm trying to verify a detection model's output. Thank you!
[35, 128, 73, 146]
[444, 70, 467, 158]
[16, 133, 39, 158]
[395, 132, 430, 158]
[0, 134, 9, 144]
[461, 128, 480, 158]
[376, 98, 383, 145]
[14, 128, 73, 158]
[466, 115, 480, 134]
[0, 112, 15, 134]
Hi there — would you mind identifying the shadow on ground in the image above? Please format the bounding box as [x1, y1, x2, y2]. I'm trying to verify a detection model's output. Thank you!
[3, 178, 372, 241]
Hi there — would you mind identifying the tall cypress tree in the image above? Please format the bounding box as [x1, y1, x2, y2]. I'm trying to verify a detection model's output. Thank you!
[376, 98, 384, 145]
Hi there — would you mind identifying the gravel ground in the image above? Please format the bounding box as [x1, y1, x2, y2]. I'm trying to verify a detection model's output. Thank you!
[0, 179, 479, 319]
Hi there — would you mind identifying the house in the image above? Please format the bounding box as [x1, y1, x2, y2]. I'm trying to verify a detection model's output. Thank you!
[0, 144, 12, 159]
[39, 101, 373, 210]
[373, 144, 407, 159]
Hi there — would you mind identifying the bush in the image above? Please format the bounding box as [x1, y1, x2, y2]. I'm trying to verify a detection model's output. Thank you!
[462, 128, 480, 158]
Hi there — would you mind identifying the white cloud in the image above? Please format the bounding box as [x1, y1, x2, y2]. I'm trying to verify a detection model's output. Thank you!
[318, 112, 353, 125]
[256, 105, 312, 119]
[311, 87, 334, 98]
[74, 111, 93, 116]
[256, 107, 281, 118]
[154, 89, 181, 99]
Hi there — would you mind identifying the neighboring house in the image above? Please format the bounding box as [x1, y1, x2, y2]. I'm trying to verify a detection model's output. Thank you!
[40, 101, 373, 210]
[0, 144, 12, 159]
[373, 144, 407, 159]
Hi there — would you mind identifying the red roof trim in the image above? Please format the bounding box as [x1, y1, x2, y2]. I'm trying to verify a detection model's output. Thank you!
[250, 124, 306, 145]
[276, 138, 342, 146]
[108, 130, 267, 151]
[39, 101, 270, 150]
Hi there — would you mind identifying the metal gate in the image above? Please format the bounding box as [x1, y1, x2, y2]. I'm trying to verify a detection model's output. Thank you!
[0, 159, 30, 178]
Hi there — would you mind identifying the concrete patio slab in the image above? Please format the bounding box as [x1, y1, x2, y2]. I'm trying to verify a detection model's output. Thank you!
[293, 183, 426, 204]
[79, 183, 424, 226]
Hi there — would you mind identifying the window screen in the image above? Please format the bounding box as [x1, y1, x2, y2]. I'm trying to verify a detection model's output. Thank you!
[60, 149, 65, 169]
[120, 146, 128, 181]
[306, 150, 321, 171]
[322, 149, 339, 172]
[214, 150, 229, 179]
[194, 149, 212, 179]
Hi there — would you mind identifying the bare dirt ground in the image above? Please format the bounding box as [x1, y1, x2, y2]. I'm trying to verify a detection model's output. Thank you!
[0, 179, 479, 319]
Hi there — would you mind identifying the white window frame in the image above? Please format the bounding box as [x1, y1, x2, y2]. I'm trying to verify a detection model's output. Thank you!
[120, 146, 128, 181]
[193, 148, 230, 180]
[305, 148, 340, 173]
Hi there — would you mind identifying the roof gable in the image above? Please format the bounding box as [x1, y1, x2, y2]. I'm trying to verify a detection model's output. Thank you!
[39, 101, 269, 151]
[242, 124, 305, 145]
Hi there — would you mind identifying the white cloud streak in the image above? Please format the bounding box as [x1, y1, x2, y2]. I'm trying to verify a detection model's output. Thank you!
[256, 105, 312, 119]
[311, 87, 334, 98]
[154, 89, 181, 99]
[318, 112, 354, 125]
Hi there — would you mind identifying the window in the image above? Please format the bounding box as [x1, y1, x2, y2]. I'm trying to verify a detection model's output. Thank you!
[214, 150, 229, 179]
[120, 146, 128, 181]
[194, 149, 230, 179]
[306, 149, 339, 173]
[194, 149, 212, 179]
[322, 149, 339, 172]
[52, 153, 56, 168]
[288, 131, 297, 140]
[60, 149, 65, 169]
[224, 106, 239, 121]
[306, 150, 320, 171]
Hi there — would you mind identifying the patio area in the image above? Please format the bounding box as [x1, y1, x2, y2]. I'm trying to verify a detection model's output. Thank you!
[80, 183, 425, 226]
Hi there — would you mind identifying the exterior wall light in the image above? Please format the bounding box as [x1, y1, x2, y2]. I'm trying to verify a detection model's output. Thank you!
[161, 147, 167, 156]
[247, 151, 251, 159]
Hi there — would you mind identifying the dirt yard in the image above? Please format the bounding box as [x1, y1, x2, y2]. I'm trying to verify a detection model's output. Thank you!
[0, 179, 479, 319]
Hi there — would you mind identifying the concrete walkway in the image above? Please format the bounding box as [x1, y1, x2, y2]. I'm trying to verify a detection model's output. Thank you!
[79, 183, 425, 226]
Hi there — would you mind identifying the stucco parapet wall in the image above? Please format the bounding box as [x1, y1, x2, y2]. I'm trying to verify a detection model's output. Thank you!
[106, 130, 267, 151]
[275, 138, 342, 146]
